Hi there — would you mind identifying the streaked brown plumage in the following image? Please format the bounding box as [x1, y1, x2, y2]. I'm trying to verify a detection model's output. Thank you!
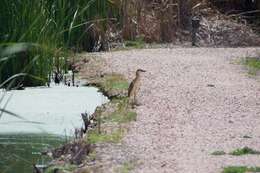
[128, 69, 146, 105]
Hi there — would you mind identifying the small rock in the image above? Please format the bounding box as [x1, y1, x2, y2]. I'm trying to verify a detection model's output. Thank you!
[207, 84, 215, 87]
[161, 163, 167, 167]
[228, 120, 234, 124]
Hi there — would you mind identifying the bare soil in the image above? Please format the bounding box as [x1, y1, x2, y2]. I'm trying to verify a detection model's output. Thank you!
[98, 48, 260, 173]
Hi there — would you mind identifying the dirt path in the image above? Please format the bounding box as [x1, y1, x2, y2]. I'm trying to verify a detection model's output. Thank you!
[101, 48, 260, 173]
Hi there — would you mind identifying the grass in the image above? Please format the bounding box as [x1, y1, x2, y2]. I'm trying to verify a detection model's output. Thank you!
[211, 151, 226, 156]
[87, 151, 97, 162]
[230, 147, 260, 156]
[103, 97, 137, 123]
[244, 57, 260, 76]
[0, 0, 120, 87]
[45, 164, 77, 173]
[93, 73, 129, 98]
[117, 162, 135, 173]
[82, 71, 136, 170]
[87, 98, 135, 144]
[87, 129, 124, 144]
[86, 97, 136, 145]
[222, 166, 260, 173]
[211, 147, 260, 157]
[101, 74, 129, 90]
[124, 37, 146, 49]
[104, 111, 137, 124]
[245, 57, 260, 69]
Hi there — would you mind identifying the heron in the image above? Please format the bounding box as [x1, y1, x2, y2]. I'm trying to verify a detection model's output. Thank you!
[128, 69, 146, 106]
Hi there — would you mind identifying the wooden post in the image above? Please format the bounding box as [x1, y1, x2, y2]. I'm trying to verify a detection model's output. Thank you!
[177, 0, 192, 30]
[48, 73, 51, 87]
[122, 0, 130, 40]
[72, 70, 75, 86]
[72, 56, 75, 86]
[81, 113, 89, 133]
[136, 0, 144, 36]
[191, 17, 200, 46]
[98, 110, 101, 134]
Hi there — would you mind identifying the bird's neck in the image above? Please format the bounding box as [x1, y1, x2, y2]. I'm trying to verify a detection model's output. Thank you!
[136, 73, 141, 79]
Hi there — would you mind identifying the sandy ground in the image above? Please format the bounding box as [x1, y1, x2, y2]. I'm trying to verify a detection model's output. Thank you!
[101, 48, 260, 173]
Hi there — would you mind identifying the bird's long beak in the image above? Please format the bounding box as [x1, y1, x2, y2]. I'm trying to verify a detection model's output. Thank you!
[140, 69, 146, 72]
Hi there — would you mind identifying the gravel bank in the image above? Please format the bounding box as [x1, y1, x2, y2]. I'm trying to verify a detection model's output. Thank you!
[101, 48, 260, 173]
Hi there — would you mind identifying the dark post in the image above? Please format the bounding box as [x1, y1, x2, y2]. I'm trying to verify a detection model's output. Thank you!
[71, 57, 75, 87]
[98, 112, 101, 134]
[122, 0, 130, 40]
[81, 113, 90, 133]
[47, 73, 51, 87]
[72, 70, 75, 86]
[178, 0, 192, 30]
[191, 17, 200, 46]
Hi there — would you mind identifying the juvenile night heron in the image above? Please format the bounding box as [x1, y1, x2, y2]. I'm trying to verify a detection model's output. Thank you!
[128, 69, 146, 105]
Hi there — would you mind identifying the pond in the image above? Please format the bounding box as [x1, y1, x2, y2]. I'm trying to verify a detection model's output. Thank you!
[0, 84, 108, 173]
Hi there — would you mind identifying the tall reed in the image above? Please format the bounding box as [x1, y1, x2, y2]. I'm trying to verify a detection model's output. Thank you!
[0, 0, 119, 87]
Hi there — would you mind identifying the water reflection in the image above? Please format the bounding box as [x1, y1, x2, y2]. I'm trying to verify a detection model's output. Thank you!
[0, 134, 65, 173]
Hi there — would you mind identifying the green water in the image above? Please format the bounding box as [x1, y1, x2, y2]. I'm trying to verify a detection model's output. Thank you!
[0, 134, 67, 173]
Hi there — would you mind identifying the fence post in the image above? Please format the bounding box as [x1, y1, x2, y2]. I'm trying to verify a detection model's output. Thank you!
[191, 17, 200, 46]
[178, 0, 192, 30]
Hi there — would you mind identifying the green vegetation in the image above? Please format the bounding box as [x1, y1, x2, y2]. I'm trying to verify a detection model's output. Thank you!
[230, 147, 260, 156]
[244, 57, 260, 76]
[211, 147, 260, 157]
[87, 129, 124, 144]
[0, 0, 120, 87]
[124, 37, 146, 49]
[101, 74, 129, 91]
[87, 98, 136, 144]
[211, 151, 226, 156]
[117, 161, 135, 173]
[87, 151, 97, 162]
[45, 164, 77, 173]
[104, 111, 137, 124]
[92, 73, 129, 98]
[103, 97, 137, 123]
[86, 97, 136, 146]
[245, 57, 260, 69]
[222, 166, 260, 173]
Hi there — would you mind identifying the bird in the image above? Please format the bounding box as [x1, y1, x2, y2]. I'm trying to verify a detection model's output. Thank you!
[128, 69, 146, 106]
